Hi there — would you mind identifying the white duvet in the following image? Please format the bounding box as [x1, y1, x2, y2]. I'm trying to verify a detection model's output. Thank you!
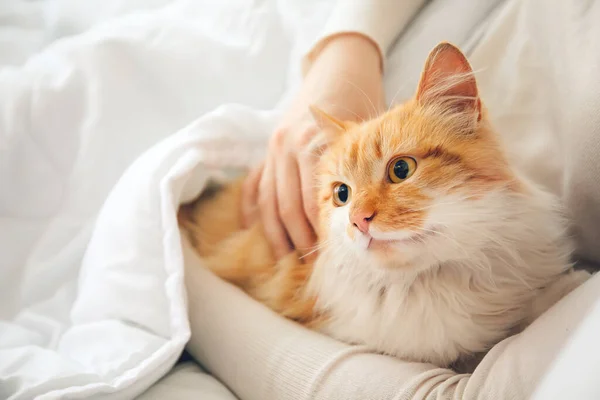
[2, 0, 599, 398]
[0, 0, 335, 398]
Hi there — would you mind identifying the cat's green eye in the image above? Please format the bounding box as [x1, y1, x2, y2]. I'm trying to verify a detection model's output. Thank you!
[333, 183, 351, 206]
[388, 156, 417, 183]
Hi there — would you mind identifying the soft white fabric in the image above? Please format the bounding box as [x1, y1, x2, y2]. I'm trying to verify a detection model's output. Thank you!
[0, 0, 332, 398]
[138, 362, 237, 400]
[2, 0, 600, 399]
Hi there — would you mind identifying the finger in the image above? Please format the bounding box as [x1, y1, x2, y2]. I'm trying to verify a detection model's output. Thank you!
[258, 154, 292, 259]
[275, 152, 317, 257]
[241, 162, 264, 228]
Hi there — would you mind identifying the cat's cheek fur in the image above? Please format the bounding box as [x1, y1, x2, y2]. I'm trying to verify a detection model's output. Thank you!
[328, 206, 348, 238]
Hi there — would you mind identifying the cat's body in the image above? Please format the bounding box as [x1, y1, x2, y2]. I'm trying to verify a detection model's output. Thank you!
[180, 43, 589, 367]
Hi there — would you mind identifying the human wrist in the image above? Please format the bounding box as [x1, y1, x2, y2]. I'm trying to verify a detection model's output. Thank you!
[315, 33, 383, 75]
[303, 34, 384, 122]
[306, 32, 383, 80]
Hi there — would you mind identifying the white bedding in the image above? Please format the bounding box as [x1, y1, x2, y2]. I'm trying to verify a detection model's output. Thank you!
[0, 0, 332, 398]
[2, 0, 600, 399]
[137, 362, 236, 400]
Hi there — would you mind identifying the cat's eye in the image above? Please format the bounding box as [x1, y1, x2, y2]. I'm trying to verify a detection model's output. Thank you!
[332, 183, 351, 206]
[388, 156, 417, 183]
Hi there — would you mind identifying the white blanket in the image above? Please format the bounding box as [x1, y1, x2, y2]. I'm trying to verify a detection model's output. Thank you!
[0, 0, 334, 398]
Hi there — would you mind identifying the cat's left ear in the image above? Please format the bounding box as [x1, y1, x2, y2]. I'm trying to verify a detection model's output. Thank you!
[309, 105, 349, 141]
[416, 42, 482, 122]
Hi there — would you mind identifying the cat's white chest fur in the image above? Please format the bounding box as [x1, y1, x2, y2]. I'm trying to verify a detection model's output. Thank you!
[311, 263, 529, 365]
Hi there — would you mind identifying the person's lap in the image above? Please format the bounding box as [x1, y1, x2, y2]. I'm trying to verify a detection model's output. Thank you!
[138, 361, 237, 400]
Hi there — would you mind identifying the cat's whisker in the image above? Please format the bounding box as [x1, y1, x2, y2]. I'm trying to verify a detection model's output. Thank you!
[414, 226, 471, 258]
[299, 247, 322, 259]
[301, 239, 332, 252]
[341, 78, 379, 120]
[302, 241, 345, 264]
[298, 239, 334, 260]
[403, 201, 462, 212]
[387, 80, 410, 111]
[318, 100, 367, 123]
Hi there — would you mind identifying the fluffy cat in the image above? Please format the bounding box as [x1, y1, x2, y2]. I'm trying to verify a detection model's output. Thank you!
[179, 42, 589, 367]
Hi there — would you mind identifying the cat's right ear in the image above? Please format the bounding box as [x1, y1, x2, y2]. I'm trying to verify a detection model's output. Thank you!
[416, 42, 481, 123]
[309, 105, 348, 141]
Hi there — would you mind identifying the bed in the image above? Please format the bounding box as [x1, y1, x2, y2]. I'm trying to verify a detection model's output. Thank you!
[2, 0, 600, 399]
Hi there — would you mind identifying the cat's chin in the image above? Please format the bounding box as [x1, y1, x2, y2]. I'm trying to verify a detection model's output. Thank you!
[368, 238, 396, 250]
[355, 239, 423, 270]
[343, 227, 445, 271]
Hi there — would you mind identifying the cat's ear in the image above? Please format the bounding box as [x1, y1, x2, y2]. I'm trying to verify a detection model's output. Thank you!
[309, 105, 349, 139]
[416, 42, 481, 122]
[307, 105, 351, 152]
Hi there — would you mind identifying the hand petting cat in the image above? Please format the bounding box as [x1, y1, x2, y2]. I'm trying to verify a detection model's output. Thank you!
[241, 34, 385, 260]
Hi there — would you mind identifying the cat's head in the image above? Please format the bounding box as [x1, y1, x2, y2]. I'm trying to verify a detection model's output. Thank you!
[312, 42, 523, 271]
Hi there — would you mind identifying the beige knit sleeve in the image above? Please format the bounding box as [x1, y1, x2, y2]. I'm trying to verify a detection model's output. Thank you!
[303, 0, 428, 74]
[184, 236, 600, 399]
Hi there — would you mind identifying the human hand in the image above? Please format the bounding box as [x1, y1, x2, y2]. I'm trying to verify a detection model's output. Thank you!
[242, 34, 385, 260]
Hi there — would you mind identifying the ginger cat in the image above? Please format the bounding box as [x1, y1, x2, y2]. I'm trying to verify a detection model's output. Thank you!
[179, 43, 589, 367]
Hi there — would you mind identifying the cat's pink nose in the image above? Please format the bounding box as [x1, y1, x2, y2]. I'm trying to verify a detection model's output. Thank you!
[350, 210, 376, 234]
